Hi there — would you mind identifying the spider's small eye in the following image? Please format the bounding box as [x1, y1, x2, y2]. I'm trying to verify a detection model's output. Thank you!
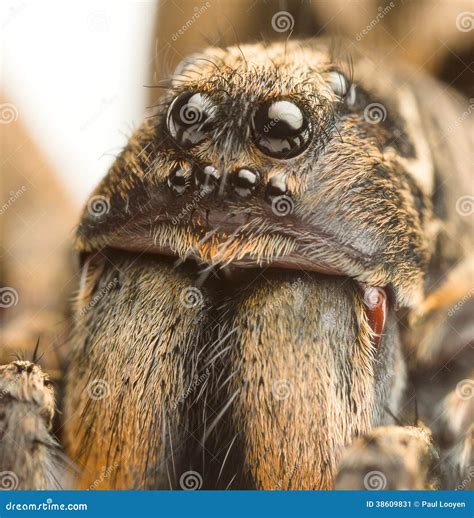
[328, 71, 356, 106]
[167, 92, 214, 147]
[253, 100, 311, 159]
[328, 71, 349, 97]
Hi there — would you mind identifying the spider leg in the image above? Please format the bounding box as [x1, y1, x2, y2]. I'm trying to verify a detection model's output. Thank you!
[335, 425, 441, 490]
[63, 254, 214, 489]
[0, 360, 71, 489]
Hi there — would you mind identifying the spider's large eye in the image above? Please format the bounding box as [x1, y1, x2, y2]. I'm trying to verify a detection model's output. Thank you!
[167, 92, 214, 147]
[252, 100, 311, 159]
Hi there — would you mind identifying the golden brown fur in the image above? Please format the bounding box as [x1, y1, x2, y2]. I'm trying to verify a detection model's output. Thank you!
[63, 34, 473, 489]
[1, 1, 473, 491]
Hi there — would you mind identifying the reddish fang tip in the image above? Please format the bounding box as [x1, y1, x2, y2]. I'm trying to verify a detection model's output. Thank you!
[361, 285, 388, 350]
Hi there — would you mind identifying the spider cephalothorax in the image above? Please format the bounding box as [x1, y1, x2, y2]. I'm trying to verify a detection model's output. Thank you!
[63, 39, 471, 489]
[77, 41, 437, 309]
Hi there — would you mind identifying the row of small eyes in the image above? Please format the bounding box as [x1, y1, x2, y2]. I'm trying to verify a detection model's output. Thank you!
[168, 162, 288, 200]
[166, 71, 353, 159]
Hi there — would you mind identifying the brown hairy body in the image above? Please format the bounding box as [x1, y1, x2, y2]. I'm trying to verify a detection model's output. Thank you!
[66, 252, 404, 489]
[1, 2, 472, 491]
[63, 37, 472, 489]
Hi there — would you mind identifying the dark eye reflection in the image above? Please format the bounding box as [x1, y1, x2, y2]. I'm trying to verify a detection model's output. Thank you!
[253, 99, 311, 158]
[167, 92, 215, 147]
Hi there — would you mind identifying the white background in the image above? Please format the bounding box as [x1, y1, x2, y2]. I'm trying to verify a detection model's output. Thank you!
[2, 0, 157, 204]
